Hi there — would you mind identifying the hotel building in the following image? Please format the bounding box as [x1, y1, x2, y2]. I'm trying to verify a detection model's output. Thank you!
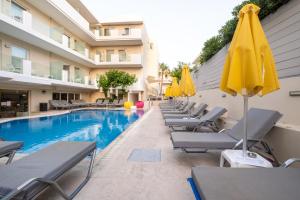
[0, 0, 159, 117]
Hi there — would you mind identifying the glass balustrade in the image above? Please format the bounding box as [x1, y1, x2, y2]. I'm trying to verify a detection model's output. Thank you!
[0, 0, 24, 23]
[74, 68, 85, 84]
[0, 54, 24, 74]
[49, 61, 63, 80]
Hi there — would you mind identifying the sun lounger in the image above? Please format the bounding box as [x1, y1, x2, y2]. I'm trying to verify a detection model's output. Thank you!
[107, 99, 119, 107]
[49, 100, 69, 110]
[91, 99, 103, 107]
[160, 101, 188, 111]
[191, 159, 300, 200]
[165, 107, 227, 131]
[93, 99, 109, 107]
[159, 101, 182, 109]
[0, 141, 96, 200]
[161, 102, 196, 115]
[71, 100, 90, 107]
[0, 140, 23, 164]
[171, 108, 282, 153]
[163, 103, 208, 119]
[115, 99, 125, 107]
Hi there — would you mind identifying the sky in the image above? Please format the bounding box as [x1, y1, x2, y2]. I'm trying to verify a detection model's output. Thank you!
[83, 0, 244, 68]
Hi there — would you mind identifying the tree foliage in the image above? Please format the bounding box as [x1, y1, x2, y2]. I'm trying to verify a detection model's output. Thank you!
[195, 0, 290, 65]
[170, 62, 192, 81]
[97, 70, 137, 98]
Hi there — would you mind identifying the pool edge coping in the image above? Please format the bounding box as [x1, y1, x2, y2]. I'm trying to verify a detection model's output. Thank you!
[0, 107, 144, 124]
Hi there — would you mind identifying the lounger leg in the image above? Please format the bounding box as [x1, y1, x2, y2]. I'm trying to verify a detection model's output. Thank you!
[6, 150, 16, 164]
[69, 149, 96, 199]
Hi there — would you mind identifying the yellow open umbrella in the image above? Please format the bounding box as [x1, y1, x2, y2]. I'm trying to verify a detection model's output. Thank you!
[220, 4, 280, 157]
[170, 77, 182, 97]
[180, 65, 196, 97]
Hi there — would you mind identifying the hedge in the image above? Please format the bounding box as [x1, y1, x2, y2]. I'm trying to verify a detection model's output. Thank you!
[194, 0, 290, 65]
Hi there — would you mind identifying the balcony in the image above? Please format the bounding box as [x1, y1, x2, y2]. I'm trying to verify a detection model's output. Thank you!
[94, 54, 142, 68]
[0, 55, 97, 90]
[94, 29, 143, 46]
[27, 0, 95, 44]
[128, 78, 144, 92]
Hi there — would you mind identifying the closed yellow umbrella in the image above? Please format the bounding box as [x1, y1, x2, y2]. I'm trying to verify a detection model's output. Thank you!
[170, 77, 182, 97]
[180, 65, 196, 97]
[164, 85, 172, 97]
[220, 4, 280, 157]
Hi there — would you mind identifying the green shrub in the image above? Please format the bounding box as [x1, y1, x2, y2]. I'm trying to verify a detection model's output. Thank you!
[97, 69, 137, 98]
[195, 0, 290, 65]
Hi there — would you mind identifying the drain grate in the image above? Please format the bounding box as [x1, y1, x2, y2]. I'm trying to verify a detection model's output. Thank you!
[128, 148, 161, 162]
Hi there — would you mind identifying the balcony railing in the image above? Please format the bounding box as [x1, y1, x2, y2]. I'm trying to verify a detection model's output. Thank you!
[95, 28, 142, 39]
[48, 0, 90, 32]
[95, 54, 142, 65]
[0, 54, 32, 75]
[0, 55, 95, 87]
[0, 0, 32, 27]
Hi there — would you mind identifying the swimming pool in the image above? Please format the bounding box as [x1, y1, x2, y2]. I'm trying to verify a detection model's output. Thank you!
[0, 109, 144, 153]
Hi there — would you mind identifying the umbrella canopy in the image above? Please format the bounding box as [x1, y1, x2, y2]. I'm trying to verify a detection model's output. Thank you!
[180, 65, 196, 97]
[170, 77, 182, 97]
[220, 4, 280, 96]
[219, 4, 280, 157]
[164, 85, 172, 97]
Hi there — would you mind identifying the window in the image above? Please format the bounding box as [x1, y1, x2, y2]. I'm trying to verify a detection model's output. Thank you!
[123, 28, 130, 35]
[118, 50, 126, 62]
[75, 94, 80, 100]
[104, 28, 111, 36]
[106, 50, 114, 62]
[61, 93, 67, 101]
[11, 46, 27, 59]
[11, 46, 27, 73]
[68, 93, 74, 102]
[52, 93, 60, 100]
[11, 2, 25, 23]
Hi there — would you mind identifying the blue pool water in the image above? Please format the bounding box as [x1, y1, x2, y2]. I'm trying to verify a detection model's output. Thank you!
[0, 109, 144, 153]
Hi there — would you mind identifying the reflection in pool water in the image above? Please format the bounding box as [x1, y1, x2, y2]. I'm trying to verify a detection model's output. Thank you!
[0, 109, 144, 153]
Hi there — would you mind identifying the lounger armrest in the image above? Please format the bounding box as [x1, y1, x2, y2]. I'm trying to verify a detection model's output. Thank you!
[281, 158, 300, 168]
[232, 139, 260, 150]
[218, 128, 230, 133]
[232, 139, 243, 149]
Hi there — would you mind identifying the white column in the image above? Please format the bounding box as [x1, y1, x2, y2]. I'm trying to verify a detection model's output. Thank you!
[23, 60, 32, 76]
[95, 54, 100, 63]
[22, 11, 32, 29]
[84, 76, 89, 85]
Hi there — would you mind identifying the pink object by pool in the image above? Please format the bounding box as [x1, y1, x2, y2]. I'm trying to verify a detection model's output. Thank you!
[135, 101, 144, 108]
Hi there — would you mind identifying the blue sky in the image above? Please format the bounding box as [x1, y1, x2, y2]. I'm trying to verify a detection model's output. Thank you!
[83, 0, 244, 68]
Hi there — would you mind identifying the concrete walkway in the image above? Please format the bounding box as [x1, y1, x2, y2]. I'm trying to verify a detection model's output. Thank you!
[28, 106, 219, 199]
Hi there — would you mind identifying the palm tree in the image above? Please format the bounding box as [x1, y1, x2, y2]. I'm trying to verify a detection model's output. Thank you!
[159, 63, 169, 96]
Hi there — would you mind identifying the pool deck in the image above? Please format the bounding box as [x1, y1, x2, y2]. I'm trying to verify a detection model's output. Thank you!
[3, 106, 219, 200]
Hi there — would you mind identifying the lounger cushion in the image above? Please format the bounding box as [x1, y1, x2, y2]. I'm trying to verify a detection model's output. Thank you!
[0, 141, 23, 155]
[163, 113, 190, 119]
[228, 108, 282, 141]
[171, 132, 237, 149]
[192, 167, 300, 200]
[165, 107, 227, 127]
[163, 104, 208, 119]
[0, 141, 96, 199]
[166, 118, 201, 126]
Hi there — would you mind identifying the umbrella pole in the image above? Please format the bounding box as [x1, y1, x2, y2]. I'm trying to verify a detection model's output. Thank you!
[242, 95, 248, 157]
[187, 96, 190, 117]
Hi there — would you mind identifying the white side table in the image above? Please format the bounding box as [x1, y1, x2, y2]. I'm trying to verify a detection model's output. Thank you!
[220, 150, 273, 168]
